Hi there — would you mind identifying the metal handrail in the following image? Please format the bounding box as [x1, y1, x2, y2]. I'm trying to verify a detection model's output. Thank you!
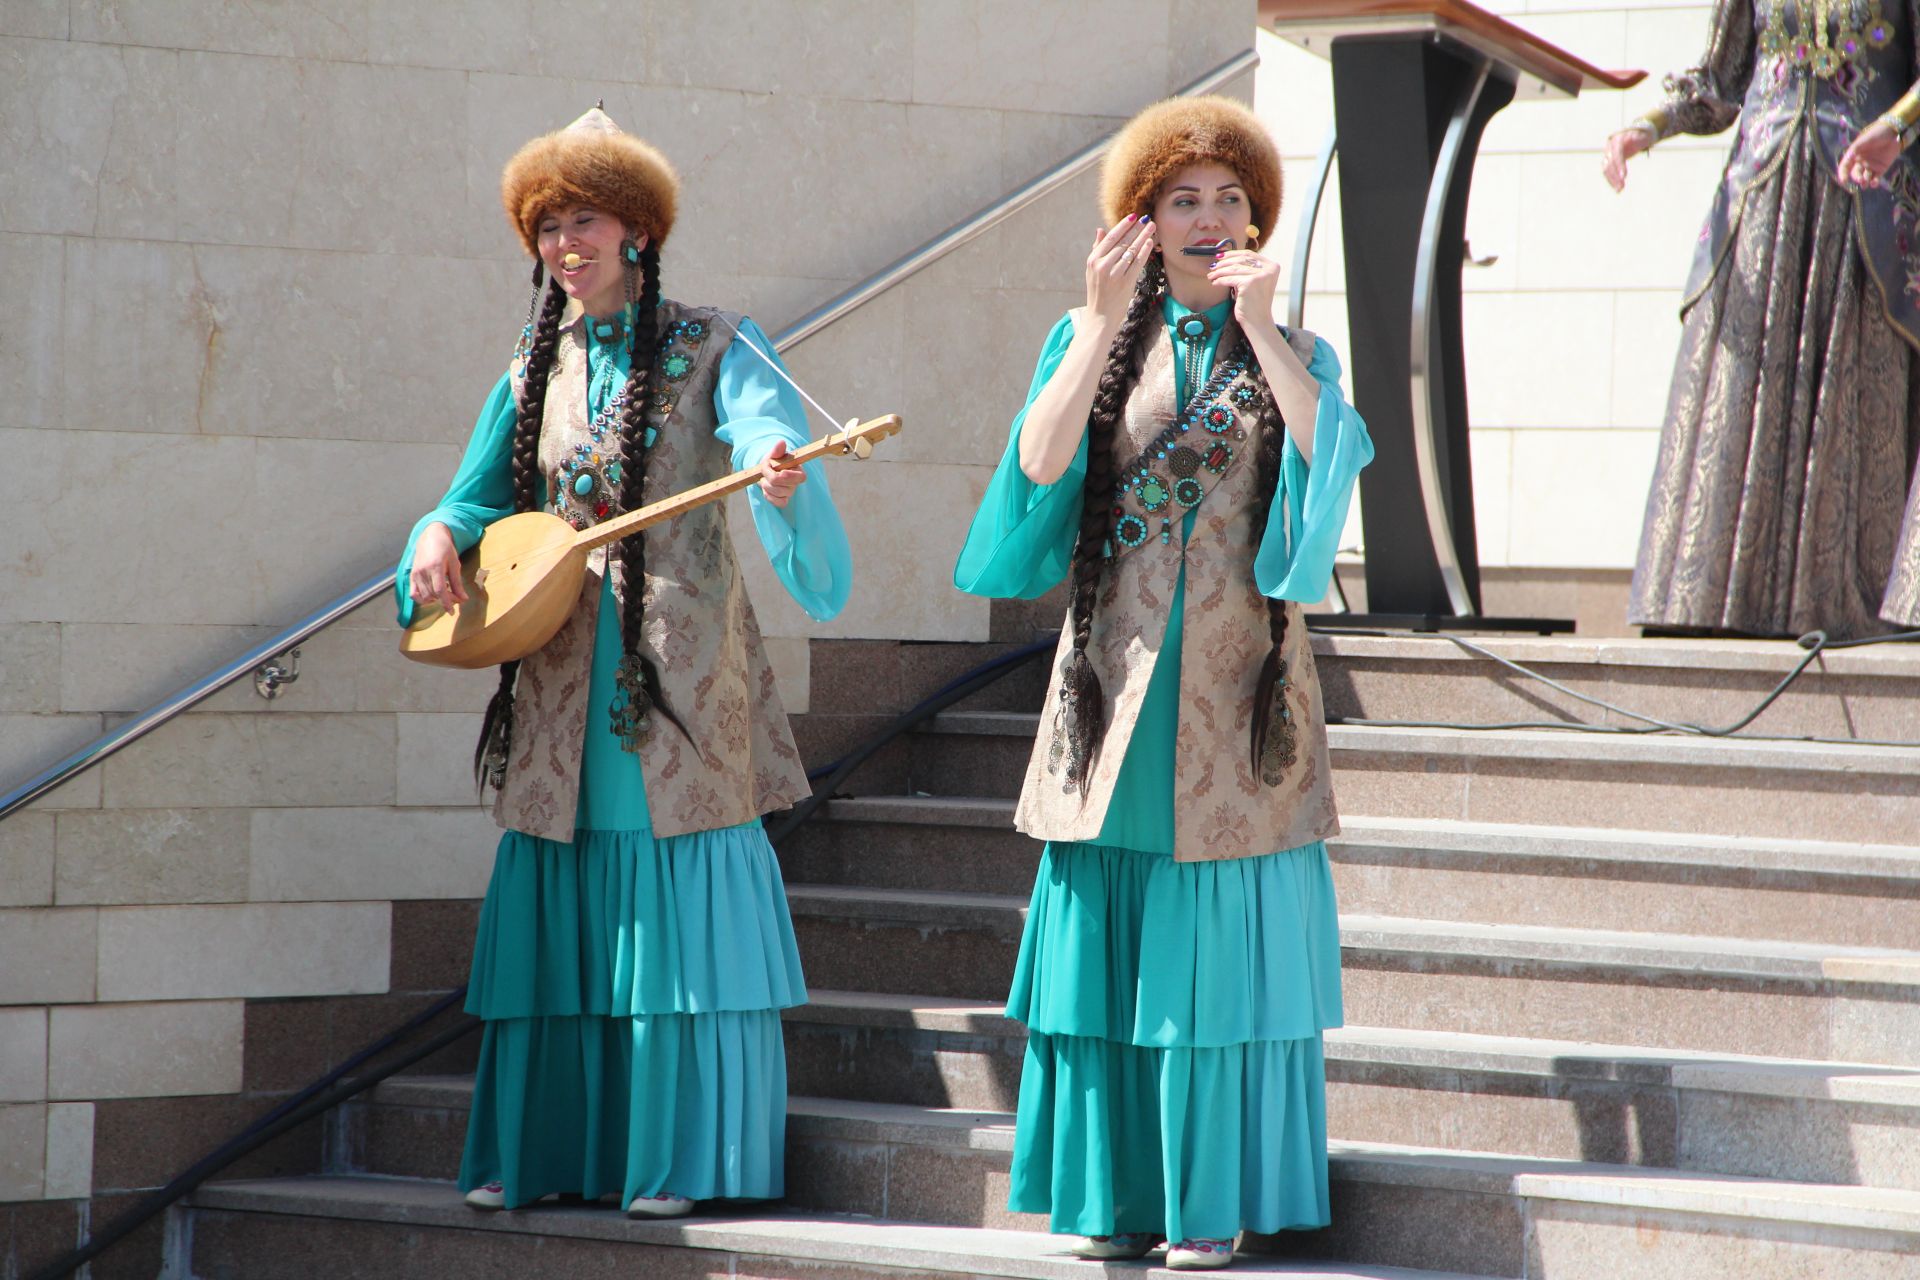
[774, 49, 1258, 350]
[0, 47, 1260, 825]
[0, 572, 394, 823]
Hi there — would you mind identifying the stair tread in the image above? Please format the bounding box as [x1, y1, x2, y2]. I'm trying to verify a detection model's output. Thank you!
[920, 711, 1920, 774]
[784, 884, 1920, 980]
[189, 1175, 1487, 1279]
[812, 801, 1920, 878]
[1309, 632, 1920, 678]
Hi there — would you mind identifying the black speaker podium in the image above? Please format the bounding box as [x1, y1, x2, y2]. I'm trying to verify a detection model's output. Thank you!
[1264, 0, 1644, 632]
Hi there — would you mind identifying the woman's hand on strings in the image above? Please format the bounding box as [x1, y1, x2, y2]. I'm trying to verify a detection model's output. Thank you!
[1839, 120, 1901, 189]
[1209, 248, 1283, 329]
[758, 439, 807, 508]
[408, 522, 468, 614]
[1087, 215, 1156, 330]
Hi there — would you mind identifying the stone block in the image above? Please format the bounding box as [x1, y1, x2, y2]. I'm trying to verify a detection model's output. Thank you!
[1340, 961, 1836, 1064]
[96, 901, 391, 1001]
[388, 899, 481, 991]
[1478, 11, 1630, 155]
[650, 0, 911, 101]
[1469, 428, 1514, 567]
[0, 1007, 48, 1103]
[1504, 428, 1660, 569]
[1465, 291, 1616, 429]
[761, 636, 810, 716]
[911, 0, 1169, 117]
[0, 2, 67, 37]
[54, 808, 251, 905]
[58, 239, 215, 435]
[0, 812, 55, 906]
[366, 0, 643, 81]
[0, 435, 261, 639]
[0, 714, 105, 809]
[783, 1136, 890, 1218]
[1, 1199, 83, 1279]
[1525, 1198, 1920, 1280]
[1515, 146, 1727, 293]
[0, 1103, 45, 1200]
[0, 37, 128, 235]
[0, 625, 57, 713]
[1256, 29, 1336, 159]
[0, 233, 64, 434]
[42, 1102, 93, 1200]
[48, 999, 243, 1100]
[1611, 288, 1688, 428]
[190, 248, 509, 446]
[1168, 0, 1256, 90]
[741, 461, 990, 643]
[61, 621, 297, 715]
[395, 715, 486, 808]
[0, 906, 96, 1003]
[101, 713, 396, 809]
[249, 807, 494, 902]
[70, 0, 371, 59]
[92, 1093, 317, 1191]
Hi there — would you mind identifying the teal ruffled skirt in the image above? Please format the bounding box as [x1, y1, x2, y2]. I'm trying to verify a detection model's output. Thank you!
[1006, 839, 1343, 1242]
[459, 823, 806, 1208]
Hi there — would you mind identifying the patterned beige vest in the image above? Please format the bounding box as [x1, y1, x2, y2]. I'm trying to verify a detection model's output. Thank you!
[1013, 311, 1339, 862]
[492, 299, 810, 842]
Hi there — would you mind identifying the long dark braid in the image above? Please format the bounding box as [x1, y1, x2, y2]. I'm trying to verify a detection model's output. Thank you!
[1051, 256, 1167, 795]
[607, 243, 692, 750]
[475, 264, 568, 790]
[1247, 368, 1298, 784]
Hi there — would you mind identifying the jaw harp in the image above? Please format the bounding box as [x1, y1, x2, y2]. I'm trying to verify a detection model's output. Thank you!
[1179, 239, 1235, 257]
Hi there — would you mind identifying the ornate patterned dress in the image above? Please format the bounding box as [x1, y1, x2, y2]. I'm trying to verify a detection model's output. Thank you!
[954, 297, 1372, 1242]
[394, 307, 850, 1208]
[1631, 0, 1920, 637]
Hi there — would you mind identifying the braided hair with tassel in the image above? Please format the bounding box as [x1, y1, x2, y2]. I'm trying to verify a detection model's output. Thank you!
[475, 261, 568, 791]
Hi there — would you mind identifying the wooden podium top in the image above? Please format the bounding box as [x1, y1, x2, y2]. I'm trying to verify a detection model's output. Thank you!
[1261, 0, 1647, 97]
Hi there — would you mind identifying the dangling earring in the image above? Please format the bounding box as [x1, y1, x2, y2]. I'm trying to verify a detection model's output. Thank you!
[620, 238, 642, 338]
[516, 260, 544, 359]
[1245, 223, 1261, 247]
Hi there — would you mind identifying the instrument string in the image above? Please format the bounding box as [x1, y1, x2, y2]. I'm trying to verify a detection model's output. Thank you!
[704, 313, 849, 431]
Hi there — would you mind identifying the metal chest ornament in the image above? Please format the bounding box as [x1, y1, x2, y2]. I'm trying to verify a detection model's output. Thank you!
[1108, 338, 1256, 556]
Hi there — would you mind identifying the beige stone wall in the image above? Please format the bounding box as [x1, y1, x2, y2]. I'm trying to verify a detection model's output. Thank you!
[0, 0, 1256, 1214]
[1258, 0, 1729, 572]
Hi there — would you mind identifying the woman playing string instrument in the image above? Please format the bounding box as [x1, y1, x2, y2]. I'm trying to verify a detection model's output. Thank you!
[954, 97, 1372, 1271]
[396, 106, 850, 1217]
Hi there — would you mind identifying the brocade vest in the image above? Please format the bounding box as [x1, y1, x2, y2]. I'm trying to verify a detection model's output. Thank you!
[492, 299, 810, 842]
[1682, 0, 1920, 344]
[1013, 311, 1340, 862]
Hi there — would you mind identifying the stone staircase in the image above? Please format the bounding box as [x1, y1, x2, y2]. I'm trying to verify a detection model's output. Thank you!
[173, 631, 1920, 1278]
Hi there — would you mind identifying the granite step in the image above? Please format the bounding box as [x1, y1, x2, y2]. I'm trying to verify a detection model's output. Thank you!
[902, 712, 1920, 845]
[783, 889, 1920, 1065]
[780, 993, 1920, 1190]
[216, 1105, 1920, 1279]
[782, 801, 1920, 948]
[183, 1176, 1486, 1280]
[1310, 632, 1920, 741]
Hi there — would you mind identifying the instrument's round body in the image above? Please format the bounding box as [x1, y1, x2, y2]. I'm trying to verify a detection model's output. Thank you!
[399, 511, 591, 669]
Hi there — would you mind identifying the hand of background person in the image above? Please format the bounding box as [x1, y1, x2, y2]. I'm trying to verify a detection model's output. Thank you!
[1087, 215, 1156, 330]
[1601, 127, 1652, 193]
[1838, 120, 1902, 189]
[758, 439, 806, 507]
[408, 522, 467, 614]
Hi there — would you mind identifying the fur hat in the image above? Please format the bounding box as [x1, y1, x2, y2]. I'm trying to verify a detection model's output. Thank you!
[500, 106, 680, 256]
[1100, 96, 1281, 245]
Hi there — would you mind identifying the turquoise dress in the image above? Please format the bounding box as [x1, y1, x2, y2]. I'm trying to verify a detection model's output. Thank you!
[395, 316, 851, 1209]
[954, 298, 1371, 1243]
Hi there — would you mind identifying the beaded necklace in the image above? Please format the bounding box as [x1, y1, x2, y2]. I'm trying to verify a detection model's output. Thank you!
[1759, 0, 1894, 78]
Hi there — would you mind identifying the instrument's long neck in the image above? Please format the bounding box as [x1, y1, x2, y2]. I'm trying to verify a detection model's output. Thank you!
[571, 417, 895, 554]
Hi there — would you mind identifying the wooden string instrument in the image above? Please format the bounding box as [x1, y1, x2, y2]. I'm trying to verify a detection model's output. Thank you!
[399, 414, 902, 669]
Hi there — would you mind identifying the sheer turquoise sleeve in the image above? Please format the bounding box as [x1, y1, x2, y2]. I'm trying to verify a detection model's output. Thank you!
[713, 316, 852, 622]
[393, 372, 518, 628]
[1254, 336, 1375, 602]
[953, 313, 1087, 600]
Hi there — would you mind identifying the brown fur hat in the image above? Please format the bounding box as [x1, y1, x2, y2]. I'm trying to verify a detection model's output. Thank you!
[1100, 96, 1281, 246]
[500, 107, 680, 256]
